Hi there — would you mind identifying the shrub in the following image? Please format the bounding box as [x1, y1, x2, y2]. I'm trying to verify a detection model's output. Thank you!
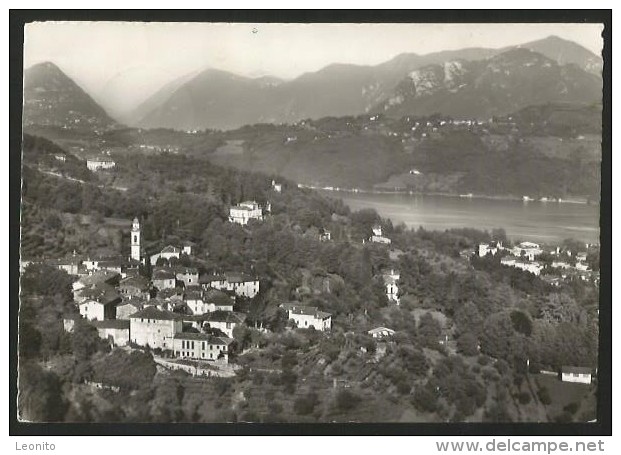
[396, 381, 411, 395]
[564, 402, 579, 415]
[334, 389, 361, 412]
[537, 387, 552, 405]
[517, 391, 531, 404]
[411, 385, 438, 413]
[293, 392, 319, 415]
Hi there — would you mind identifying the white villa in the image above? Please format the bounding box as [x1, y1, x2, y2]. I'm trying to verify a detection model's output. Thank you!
[286, 305, 332, 331]
[172, 333, 233, 362]
[370, 225, 391, 244]
[561, 366, 593, 384]
[511, 241, 543, 261]
[229, 201, 264, 225]
[87, 156, 116, 171]
[368, 327, 395, 339]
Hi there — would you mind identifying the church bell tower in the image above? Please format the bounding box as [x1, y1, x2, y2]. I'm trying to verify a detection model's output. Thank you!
[131, 217, 141, 262]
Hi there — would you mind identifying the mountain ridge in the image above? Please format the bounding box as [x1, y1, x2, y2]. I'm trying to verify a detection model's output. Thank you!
[132, 36, 602, 130]
[23, 61, 117, 129]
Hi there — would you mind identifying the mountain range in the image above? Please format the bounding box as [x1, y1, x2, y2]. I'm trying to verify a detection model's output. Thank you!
[23, 36, 602, 131]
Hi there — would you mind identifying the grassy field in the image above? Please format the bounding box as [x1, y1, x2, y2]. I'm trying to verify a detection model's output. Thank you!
[532, 374, 597, 422]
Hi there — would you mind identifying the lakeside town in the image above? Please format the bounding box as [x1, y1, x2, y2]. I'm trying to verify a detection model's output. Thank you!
[17, 23, 603, 424]
[20, 155, 600, 404]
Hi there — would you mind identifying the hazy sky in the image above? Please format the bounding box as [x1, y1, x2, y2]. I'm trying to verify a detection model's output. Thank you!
[24, 22, 604, 117]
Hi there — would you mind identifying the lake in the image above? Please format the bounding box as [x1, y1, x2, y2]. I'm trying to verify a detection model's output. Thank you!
[319, 191, 600, 244]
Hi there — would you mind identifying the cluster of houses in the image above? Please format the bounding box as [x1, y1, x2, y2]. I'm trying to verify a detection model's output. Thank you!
[48, 217, 267, 365]
[477, 240, 597, 283]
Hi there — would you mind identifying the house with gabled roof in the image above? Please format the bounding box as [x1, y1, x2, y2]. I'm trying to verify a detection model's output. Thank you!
[368, 327, 395, 339]
[47, 254, 83, 276]
[149, 244, 190, 266]
[287, 305, 332, 331]
[172, 332, 233, 363]
[183, 311, 246, 337]
[152, 269, 177, 290]
[185, 288, 234, 315]
[72, 270, 120, 299]
[79, 289, 121, 321]
[201, 272, 260, 298]
[116, 298, 144, 320]
[129, 307, 183, 350]
[119, 275, 151, 300]
[92, 319, 130, 346]
[173, 266, 199, 287]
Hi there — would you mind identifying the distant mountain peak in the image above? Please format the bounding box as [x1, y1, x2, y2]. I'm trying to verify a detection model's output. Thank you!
[23, 61, 116, 129]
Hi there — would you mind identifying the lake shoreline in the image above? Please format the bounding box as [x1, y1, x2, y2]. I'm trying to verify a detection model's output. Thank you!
[313, 187, 600, 244]
[302, 184, 598, 206]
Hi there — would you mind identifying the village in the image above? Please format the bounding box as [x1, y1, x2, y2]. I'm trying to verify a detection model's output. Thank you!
[475, 239, 600, 287]
[19, 165, 599, 391]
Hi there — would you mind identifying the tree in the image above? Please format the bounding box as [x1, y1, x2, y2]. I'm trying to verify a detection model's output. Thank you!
[457, 332, 479, 356]
[417, 312, 442, 348]
[293, 392, 319, 415]
[334, 389, 361, 412]
[411, 384, 438, 413]
[18, 361, 67, 422]
[510, 310, 533, 336]
[72, 319, 104, 361]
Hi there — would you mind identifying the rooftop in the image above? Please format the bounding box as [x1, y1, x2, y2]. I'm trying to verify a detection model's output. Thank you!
[203, 289, 234, 305]
[92, 319, 130, 330]
[290, 306, 331, 319]
[120, 275, 150, 290]
[368, 327, 395, 335]
[562, 366, 593, 375]
[153, 269, 176, 280]
[160, 245, 181, 254]
[172, 332, 233, 345]
[129, 306, 183, 321]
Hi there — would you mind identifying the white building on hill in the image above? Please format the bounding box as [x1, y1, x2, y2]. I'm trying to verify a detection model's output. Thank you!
[201, 272, 260, 298]
[229, 201, 264, 225]
[285, 305, 332, 331]
[561, 366, 592, 384]
[87, 156, 116, 171]
[501, 256, 543, 276]
[382, 269, 400, 304]
[370, 225, 391, 244]
[172, 333, 233, 363]
[129, 307, 183, 350]
[511, 241, 543, 261]
[478, 241, 503, 257]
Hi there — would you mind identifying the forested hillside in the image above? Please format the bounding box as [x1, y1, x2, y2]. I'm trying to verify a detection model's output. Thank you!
[20, 136, 598, 423]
